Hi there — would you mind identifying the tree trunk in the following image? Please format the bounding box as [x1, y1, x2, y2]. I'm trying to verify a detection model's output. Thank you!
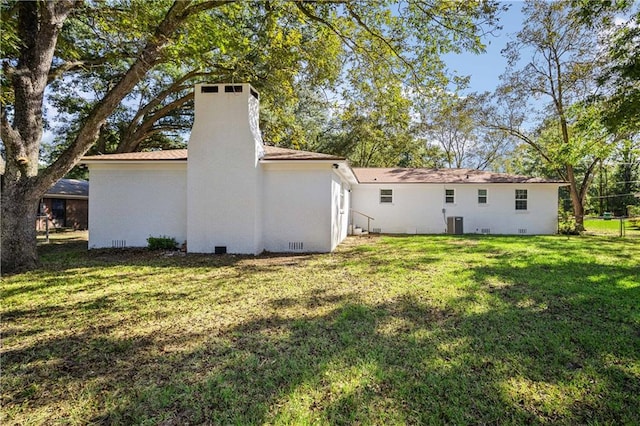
[566, 164, 585, 231]
[1, 183, 40, 273]
[1, 1, 197, 273]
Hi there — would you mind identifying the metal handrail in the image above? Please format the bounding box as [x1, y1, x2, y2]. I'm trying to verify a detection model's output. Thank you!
[350, 209, 375, 234]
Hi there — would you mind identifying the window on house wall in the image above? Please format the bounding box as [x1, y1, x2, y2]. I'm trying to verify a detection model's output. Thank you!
[515, 189, 528, 210]
[51, 199, 66, 226]
[478, 189, 487, 204]
[380, 189, 393, 203]
[445, 189, 455, 203]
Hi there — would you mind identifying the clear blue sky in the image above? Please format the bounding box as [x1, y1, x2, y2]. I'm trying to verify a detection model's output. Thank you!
[442, 2, 526, 94]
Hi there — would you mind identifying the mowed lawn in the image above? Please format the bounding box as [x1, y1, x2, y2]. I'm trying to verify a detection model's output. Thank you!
[1, 234, 639, 425]
[584, 217, 640, 237]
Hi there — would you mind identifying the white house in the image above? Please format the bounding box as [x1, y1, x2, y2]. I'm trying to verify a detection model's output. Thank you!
[82, 83, 565, 253]
[350, 168, 563, 235]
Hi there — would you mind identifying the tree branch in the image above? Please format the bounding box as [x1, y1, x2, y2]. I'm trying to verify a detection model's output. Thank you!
[294, 1, 358, 53]
[47, 58, 110, 83]
[35, 0, 195, 194]
[119, 92, 193, 152]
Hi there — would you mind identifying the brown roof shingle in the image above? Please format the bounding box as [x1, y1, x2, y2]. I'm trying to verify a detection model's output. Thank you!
[82, 149, 188, 161]
[46, 179, 89, 198]
[353, 168, 565, 184]
[81, 146, 344, 162]
[262, 145, 344, 161]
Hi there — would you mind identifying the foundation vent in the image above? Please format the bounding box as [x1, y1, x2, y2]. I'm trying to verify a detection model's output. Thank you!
[481, 228, 491, 234]
[288, 242, 304, 251]
[518, 228, 528, 234]
[214, 246, 227, 254]
[372, 228, 382, 234]
[112, 240, 126, 248]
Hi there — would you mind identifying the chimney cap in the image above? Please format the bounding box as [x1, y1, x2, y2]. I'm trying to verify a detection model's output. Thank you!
[197, 83, 259, 99]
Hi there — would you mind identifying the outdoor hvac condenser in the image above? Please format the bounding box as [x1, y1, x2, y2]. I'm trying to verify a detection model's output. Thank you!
[447, 216, 464, 234]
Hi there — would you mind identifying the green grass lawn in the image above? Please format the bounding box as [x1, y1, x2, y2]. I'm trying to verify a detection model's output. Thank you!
[584, 217, 640, 237]
[2, 234, 639, 424]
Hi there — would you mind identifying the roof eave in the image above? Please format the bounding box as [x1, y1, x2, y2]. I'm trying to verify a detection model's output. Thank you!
[356, 181, 568, 185]
[259, 159, 346, 164]
[81, 159, 187, 165]
[43, 194, 89, 200]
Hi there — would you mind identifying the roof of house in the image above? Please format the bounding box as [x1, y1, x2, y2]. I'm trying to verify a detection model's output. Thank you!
[262, 145, 344, 161]
[45, 179, 89, 198]
[81, 146, 344, 162]
[80, 150, 564, 184]
[352, 168, 566, 184]
[82, 149, 188, 161]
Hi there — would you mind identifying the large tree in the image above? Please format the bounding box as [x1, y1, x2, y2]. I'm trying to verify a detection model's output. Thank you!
[575, 0, 640, 134]
[483, 0, 617, 230]
[419, 92, 513, 169]
[1, 0, 501, 272]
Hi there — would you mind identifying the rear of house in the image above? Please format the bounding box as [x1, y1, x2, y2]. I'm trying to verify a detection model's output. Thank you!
[351, 168, 564, 235]
[83, 83, 356, 253]
[82, 82, 566, 253]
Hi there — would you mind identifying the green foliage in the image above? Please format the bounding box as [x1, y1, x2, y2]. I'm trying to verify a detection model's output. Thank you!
[146, 235, 178, 250]
[609, 141, 640, 215]
[576, 1, 640, 133]
[331, 76, 419, 167]
[558, 207, 580, 235]
[21, 0, 504, 161]
[488, 0, 625, 226]
[420, 92, 514, 169]
[585, 140, 640, 216]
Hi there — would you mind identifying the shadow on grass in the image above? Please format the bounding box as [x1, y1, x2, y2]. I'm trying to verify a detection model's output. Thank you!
[3, 235, 639, 423]
[4, 271, 639, 424]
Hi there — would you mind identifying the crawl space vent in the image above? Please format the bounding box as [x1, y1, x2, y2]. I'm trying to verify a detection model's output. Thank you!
[288, 242, 304, 251]
[481, 228, 491, 234]
[518, 228, 528, 234]
[372, 228, 382, 234]
[112, 240, 126, 248]
[214, 246, 227, 254]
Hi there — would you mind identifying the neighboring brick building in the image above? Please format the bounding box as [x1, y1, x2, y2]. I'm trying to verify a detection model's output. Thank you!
[37, 179, 89, 231]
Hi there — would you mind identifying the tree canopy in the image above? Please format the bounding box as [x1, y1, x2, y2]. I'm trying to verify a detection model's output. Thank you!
[480, 0, 624, 229]
[0, 0, 503, 272]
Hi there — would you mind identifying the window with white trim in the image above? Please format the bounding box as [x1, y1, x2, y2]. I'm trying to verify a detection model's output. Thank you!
[515, 189, 528, 210]
[445, 189, 455, 204]
[478, 189, 488, 204]
[380, 189, 393, 203]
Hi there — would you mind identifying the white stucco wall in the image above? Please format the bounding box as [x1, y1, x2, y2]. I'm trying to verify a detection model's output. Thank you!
[88, 163, 187, 248]
[351, 183, 562, 235]
[187, 83, 263, 254]
[262, 163, 339, 252]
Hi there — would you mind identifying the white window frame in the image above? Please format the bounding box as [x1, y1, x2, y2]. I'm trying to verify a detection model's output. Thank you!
[445, 189, 455, 204]
[380, 189, 393, 204]
[515, 189, 528, 211]
[478, 189, 488, 204]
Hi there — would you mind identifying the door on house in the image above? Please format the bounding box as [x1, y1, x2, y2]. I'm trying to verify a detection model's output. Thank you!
[51, 199, 66, 228]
